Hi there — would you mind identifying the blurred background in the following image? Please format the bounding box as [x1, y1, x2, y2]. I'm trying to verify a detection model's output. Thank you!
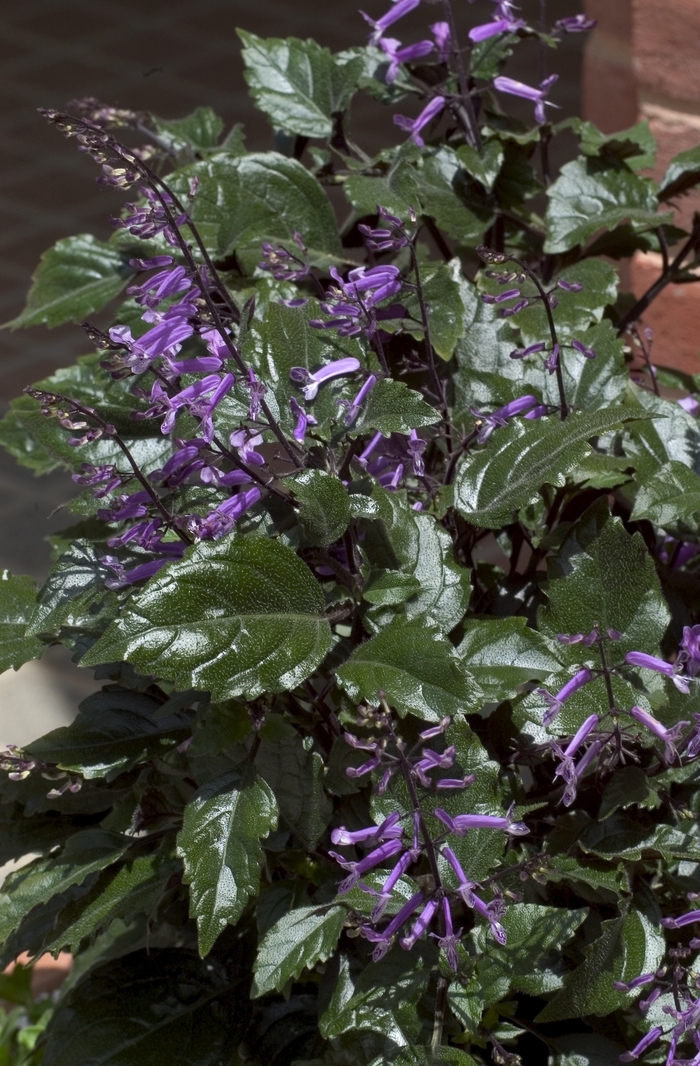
[0, 0, 696, 743]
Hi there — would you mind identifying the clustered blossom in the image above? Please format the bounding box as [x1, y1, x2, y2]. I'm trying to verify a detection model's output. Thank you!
[330, 712, 529, 967]
[310, 265, 405, 338]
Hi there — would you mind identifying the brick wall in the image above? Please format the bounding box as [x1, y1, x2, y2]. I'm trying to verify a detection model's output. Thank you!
[584, 0, 700, 373]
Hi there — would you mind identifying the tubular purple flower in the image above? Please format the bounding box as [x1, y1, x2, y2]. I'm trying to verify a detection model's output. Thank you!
[629, 706, 689, 763]
[678, 396, 700, 417]
[538, 668, 594, 726]
[362, 891, 424, 961]
[357, 432, 383, 469]
[379, 37, 434, 83]
[394, 95, 447, 146]
[388, 463, 404, 491]
[563, 714, 599, 759]
[246, 368, 267, 421]
[331, 837, 404, 894]
[290, 397, 317, 443]
[660, 909, 700, 930]
[103, 556, 173, 589]
[433, 896, 461, 971]
[419, 717, 451, 740]
[345, 755, 382, 778]
[331, 813, 403, 846]
[625, 652, 690, 693]
[494, 73, 559, 124]
[620, 1028, 663, 1062]
[558, 629, 598, 646]
[510, 342, 546, 359]
[436, 775, 476, 789]
[399, 898, 438, 950]
[290, 357, 361, 402]
[431, 21, 451, 61]
[557, 279, 584, 292]
[442, 845, 476, 903]
[361, 0, 421, 45]
[343, 374, 377, 426]
[572, 338, 597, 359]
[524, 405, 548, 420]
[545, 344, 560, 374]
[555, 14, 596, 32]
[681, 625, 700, 677]
[435, 808, 528, 836]
[469, 889, 508, 945]
[472, 394, 540, 443]
[371, 850, 415, 920]
[407, 429, 427, 476]
[614, 974, 655, 992]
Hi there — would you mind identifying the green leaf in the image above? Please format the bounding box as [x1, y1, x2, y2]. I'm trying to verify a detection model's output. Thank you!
[569, 118, 658, 171]
[540, 498, 670, 659]
[394, 1051, 477, 1066]
[238, 31, 362, 138]
[177, 766, 277, 956]
[472, 903, 588, 997]
[362, 570, 420, 606]
[0, 830, 128, 947]
[170, 151, 342, 270]
[630, 459, 700, 525]
[320, 948, 429, 1046]
[421, 259, 468, 360]
[537, 907, 665, 1022]
[252, 904, 344, 996]
[0, 571, 44, 672]
[28, 541, 112, 638]
[411, 148, 494, 244]
[550, 1034, 627, 1066]
[82, 535, 332, 701]
[27, 687, 191, 780]
[456, 617, 561, 700]
[514, 259, 618, 346]
[457, 141, 504, 191]
[150, 107, 223, 152]
[4, 235, 135, 329]
[289, 469, 351, 546]
[44, 854, 180, 955]
[257, 719, 331, 848]
[544, 158, 664, 254]
[42, 950, 245, 1066]
[557, 321, 629, 411]
[337, 614, 482, 721]
[599, 766, 656, 819]
[624, 388, 700, 477]
[454, 408, 639, 529]
[365, 491, 472, 632]
[352, 378, 440, 435]
[659, 144, 700, 202]
[542, 854, 626, 895]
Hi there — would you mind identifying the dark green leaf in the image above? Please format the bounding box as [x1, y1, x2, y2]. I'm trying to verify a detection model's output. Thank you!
[624, 388, 700, 478]
[28, 541, 113, 638]
[290, 470, 352, 546]
[257, 718, 331, 848]
[599, 766, 656, 819]
[471, 903, 588, 997]
[0, 571, 44, 672]
[453, 408, 639, 529]
[238, 31, 362, 138]
[27, 687, 192, 780]
[4, 235, 135, 329]
[352, 378, 440, 435]
[540, 498, 670, 659]
[177, 766, 278, 955]
[252, 904, 344, 996]
[82, 535, 332, 701]
[0, 829, 128, 946]
[337, 614, 482, 721]
[151, 107, 223, 152]
[557, 321, 629, 410]
[411, 148, 494, 245]
[514, 259, 618, 345]
[537, 908, 665, 1022]
[659, 145, 700, 202]
[170, 151, 342, 270]
[630, 460, 700, 525]
[456, 617, 560, 700]
[42, 950, 245, 1066]
[550, 1034, 627, 1066]
[544, 159, 663, 254]
[457, 141, 504, 191]
[542, 854, 626, 894]
[362, 570, 420, 606]
[44, 854, 180, 955]
[394, 1050, 478, 1066]
[567, 118, 657, 171]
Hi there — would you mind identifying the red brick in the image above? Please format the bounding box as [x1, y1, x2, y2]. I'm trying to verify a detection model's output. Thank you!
[629, 251, 700, 374]
[642, 104, 700, 231]
[633, 0, 700, 107]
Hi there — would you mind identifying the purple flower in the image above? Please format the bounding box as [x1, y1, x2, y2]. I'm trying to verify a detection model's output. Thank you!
[545, 343, 560, 374]
[361, 0, 421, 45]
[103, 555, 175, 589]
[394, 95, 447, 146]
[407, 429, 427, 476]
[330, 812, 403, 846]
[620, 1027, 663, 1062]
[493, 74, 559, 124]
[555, 14, 596, 33]
[557, 279, 584, 293]
[469, 889, 508, 945]
[625, 651, 690, 694]
[434, 807, 529, 836]
[361, 891, 424, 961]
[379, 36, 434, 83]
[109, 312, 194, 374]
[290, 397, 318, 443]
[471, 395, 540, 443]
[186, 486, 262, 541]
[537, 668, 594, 726]
[431, 21, 451, 61]
[614, 975, 655, 992]
[442, 845, 476, 903]
[399, 897, 438, 950]
[510, 342, 546, 360]
[246, 368, 267, 421]
[572, 338, 597, 360]
[290, 357, 361, 402]
[661, 909, 700, 930]
[629, 705, 689, 763]
[681, 625, 700, 677]
[370, 850, 415, 920]
[432, 896, 462, 971]
[469, 16, 524, 42]
[343, 374, 377, 427]
[678, 396, 700, 417]
[127, 264, 192, 308]
[557, 629, 598, 646]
